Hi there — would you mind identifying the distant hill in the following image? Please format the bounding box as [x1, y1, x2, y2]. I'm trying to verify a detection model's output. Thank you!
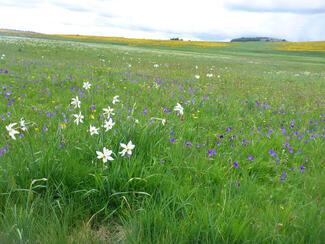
[0, 28, 41, 35]
[0, 28, 42, 38]
[231, 37, 287, 42]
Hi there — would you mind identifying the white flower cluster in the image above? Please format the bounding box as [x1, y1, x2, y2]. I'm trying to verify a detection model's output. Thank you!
[69, 83, 134, 163]
[6, 118, 28, 140]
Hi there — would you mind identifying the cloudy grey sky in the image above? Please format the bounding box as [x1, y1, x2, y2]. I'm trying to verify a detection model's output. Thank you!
[1, 0, 325, 41]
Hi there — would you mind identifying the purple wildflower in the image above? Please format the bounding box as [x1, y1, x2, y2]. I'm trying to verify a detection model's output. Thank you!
[143, 108, 148, 115]
[208, 149, 216, 157]
[163, 107, 171, 113]
[155, 79, 162, 85]
[300, 165, 305, 173]
[46, 112, 54, 118]
[269, 149, 278, 158]
[310, 134, 316, 140]
[262, 102, 270, 109]
[5, 91, 12, 98]
[233, 161, 239, 169]
[0, 146, 9, 157]
[79, 90, 85, 98]
[247, 155, 254, 161]
[7, 99, 15, 107]
[280, 171, 287, 182]
[284, 142, 294, 154]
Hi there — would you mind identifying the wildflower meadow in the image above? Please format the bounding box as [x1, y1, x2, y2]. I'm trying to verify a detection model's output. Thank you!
[0, 34, 324, 243]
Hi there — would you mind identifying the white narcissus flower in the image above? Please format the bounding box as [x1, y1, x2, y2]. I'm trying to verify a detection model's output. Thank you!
[89, 125, 99, 135]
[151, 117, 166, 126]
[206, 73, 213, 78]
[195, 75, 200, 79]
[103, 106, 115, 118]
[112, 95, 120, 104]
[71, 96, 81, 109]
[103, 118, 115, 131]
[119, 140, 135, 157]
[20, 118, 27, 131]
[6, 123, 19, 140]
[174, 103, 184, 116]
[96, 147, 114, 163]
[83, 82, 91, 90]
[73, 112, 84, 125]
[153, 64, 159, 68]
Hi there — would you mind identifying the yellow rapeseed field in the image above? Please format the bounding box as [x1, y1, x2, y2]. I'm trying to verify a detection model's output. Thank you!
[54, 34, 231, 48]
[276, 41, 325, 52]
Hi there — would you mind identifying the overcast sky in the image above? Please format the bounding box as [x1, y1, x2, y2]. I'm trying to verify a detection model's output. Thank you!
[1, 0, 325, 41]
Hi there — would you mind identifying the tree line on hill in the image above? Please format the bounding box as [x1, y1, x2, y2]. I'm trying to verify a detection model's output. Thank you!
[231, 37, 287, 42]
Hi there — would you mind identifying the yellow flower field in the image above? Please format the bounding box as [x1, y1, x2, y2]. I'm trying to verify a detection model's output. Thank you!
[53, 34, 231, 48]
[276, 41, 325, 52]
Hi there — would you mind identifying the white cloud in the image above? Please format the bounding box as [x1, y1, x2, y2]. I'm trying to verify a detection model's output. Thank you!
[0, 0, 324, 41]
[225, 0, 325, 14]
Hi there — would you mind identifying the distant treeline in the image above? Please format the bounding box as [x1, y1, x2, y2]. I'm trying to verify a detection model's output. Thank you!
[231, 37, 287, 42]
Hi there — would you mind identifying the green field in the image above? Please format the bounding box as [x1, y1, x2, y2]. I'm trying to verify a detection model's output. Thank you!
[0, 34, 324, 243]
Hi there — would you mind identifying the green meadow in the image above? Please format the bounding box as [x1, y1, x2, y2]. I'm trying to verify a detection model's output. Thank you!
[0, 34, 324, 243]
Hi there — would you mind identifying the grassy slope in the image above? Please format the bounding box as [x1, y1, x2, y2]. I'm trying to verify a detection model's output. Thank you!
[0, 34, 324, 243]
